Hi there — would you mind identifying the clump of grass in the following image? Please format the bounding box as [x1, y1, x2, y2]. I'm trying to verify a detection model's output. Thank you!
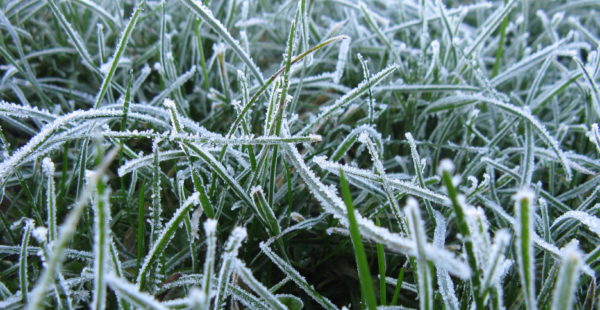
[0, 0, 598, 309]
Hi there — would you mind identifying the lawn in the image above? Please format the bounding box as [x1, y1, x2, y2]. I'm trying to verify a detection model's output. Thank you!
[0, 0, 598, 309]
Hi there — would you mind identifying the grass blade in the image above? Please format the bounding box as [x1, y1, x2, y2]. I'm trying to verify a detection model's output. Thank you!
[551, 243, 583, 310]
[514, 189, 537, 310]
[339, 168, 377, 310]
[136, 193, 200, 290]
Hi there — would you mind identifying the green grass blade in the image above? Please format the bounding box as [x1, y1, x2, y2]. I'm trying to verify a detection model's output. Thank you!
[339, 169, 377, 310]
[136, 193, 200, 290]
[514, 189, 537, 310]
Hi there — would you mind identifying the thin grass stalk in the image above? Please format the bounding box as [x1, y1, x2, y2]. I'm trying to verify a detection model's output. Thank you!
[92, 176, 110, 310]
[339, 169, 377, 310]
[202, 219, 217, 309]
[441, 160, 483, 309]
[42, 158, 57, 241]
[19, 220, 33, 305]
[214, 227, 247, 310]
[514, 189, 537, 310]
[405, 198, 433, 310]
[551, 243, 583, 310]
[93, 0, 145, 108]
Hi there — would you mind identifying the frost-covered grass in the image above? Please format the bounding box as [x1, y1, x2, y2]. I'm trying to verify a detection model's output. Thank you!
[0, 0, 599, 309]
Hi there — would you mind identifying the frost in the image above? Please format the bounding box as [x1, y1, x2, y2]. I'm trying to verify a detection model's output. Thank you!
[32, 227, 48, 243]
[99, 61, 111, 74]
[187, 288, 206, 309]
[163, 98, 176, 110]
[551, 242, 583, 310]
[313, 155, 452, 207]
[190, 208, 205, 240]
[438, 159, 455, 175]
[106, 273, 167, 310]
[587, 123, 600, 153]
[42, 157, 55, 176]
[513, 188, 535, 202]
[333, 36, 351, 84]
[553, 211, 600, 237]
[285, 141, 469, 278]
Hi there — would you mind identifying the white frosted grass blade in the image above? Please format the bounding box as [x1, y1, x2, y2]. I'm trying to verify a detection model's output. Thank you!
[42, 158, 57, 242]
[552, 211, 600, 237]
[19, 220, 34, 305]
[0, 101, 54, 121]
[162, 101, 254, 209]
[150, 139, 162, 248]
[573, 56, 600, 119]
[300, 64, 397, 135]
[227, 285, 267, 310]
[227, 283, 271, 310]
[92, 177, 111, 310]
[25, 148, 118, 310]
[251, 186, 281, 236]
[259, 242, 338, 310]
[521, 124, 535, 187]
[137, 193, 200, 289]
[375, 84, 480, 93]
[0, 106, 173, 185]
[102, 130, 322, 145]
[116, 146, 245, 177]
[109, 241, 129, 310]
[214, 227, 247, 310]
[312, 156, 451, 207]
[181, 0, 264, 84]
[357, 54, 375, 123]
[405, 132, 434, 212]
[481, 230, 511, 298]
[551, 243, 583, 310]
[202, 219, 217, 310]
[148, 66, 197, 106]
[359, 133, 402, 218]
[93, 0, 144, 108]
[333, 37, 351, 84]
[299, 0, 312, 65]
[405, 198, 433, 310]
[514, 189, 537, 310]
[106, 274, 167, 310]
[433, 212, 459, 310]
[0, 245, 94, 261]
[234, 259, 287, 310]
[283, 143, 470, 278]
